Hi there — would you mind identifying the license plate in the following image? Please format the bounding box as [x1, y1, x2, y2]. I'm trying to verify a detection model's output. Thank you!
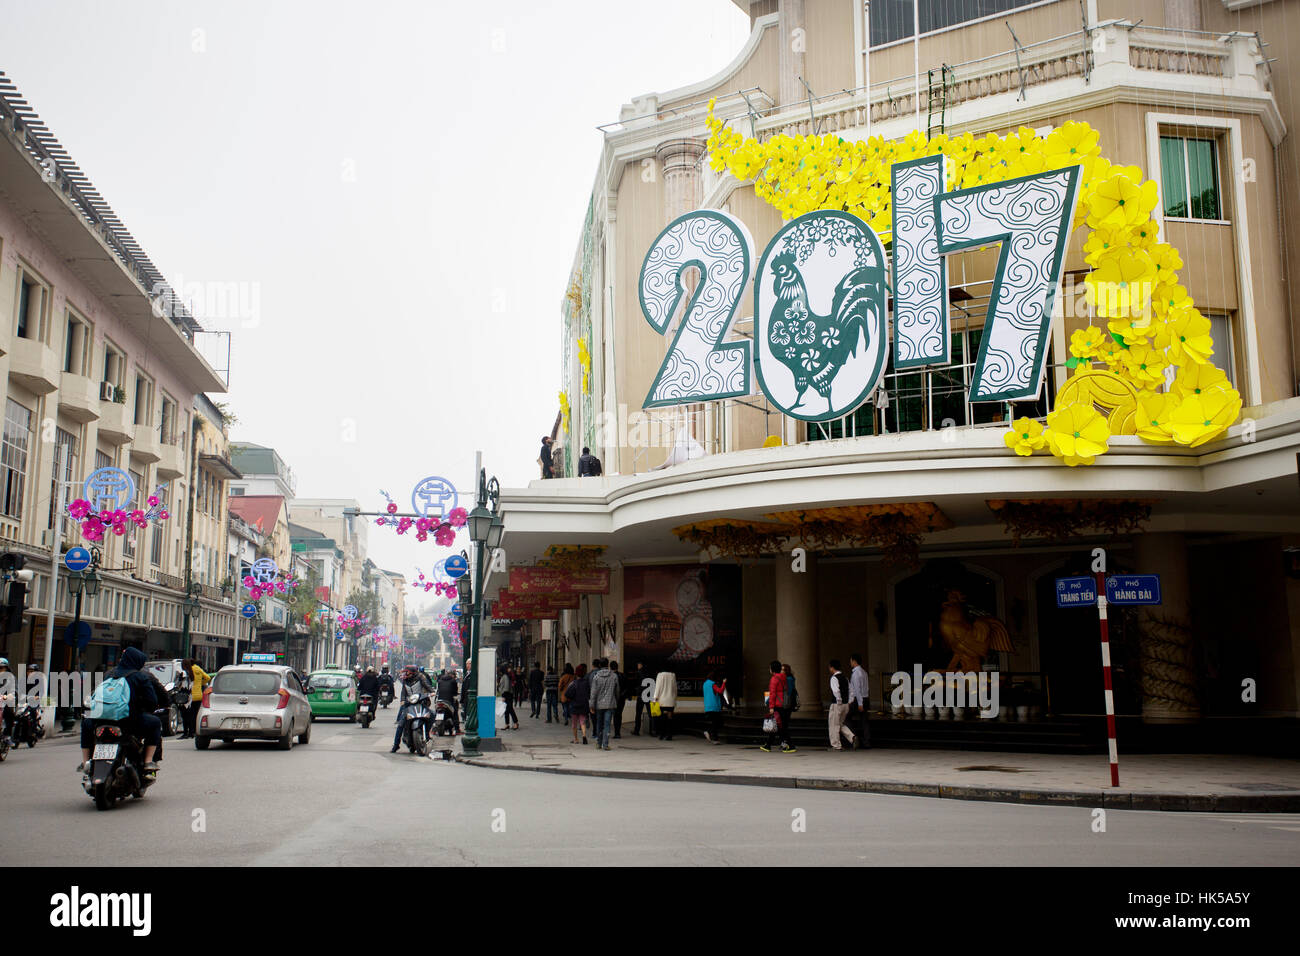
[92, 744, 118, 760]
[321, 692, 337, 701]
[224, 717, 256, 729]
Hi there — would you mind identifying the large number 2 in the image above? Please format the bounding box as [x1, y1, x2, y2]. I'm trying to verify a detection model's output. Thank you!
[936, 166, 1082, 403]
[639, 210, 754, 408]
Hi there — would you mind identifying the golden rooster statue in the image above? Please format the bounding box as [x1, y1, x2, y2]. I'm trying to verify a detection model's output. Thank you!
[931, 589, 1015, 672]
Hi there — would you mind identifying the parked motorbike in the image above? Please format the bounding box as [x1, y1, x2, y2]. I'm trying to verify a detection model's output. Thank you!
[81, 721, 154, 811]
[358, 694, 376, 729]
[11, 699, 43, 748]
[433, 699, 456, 737]
[402, 693, 433, 756]
[380, 685, 394, 709]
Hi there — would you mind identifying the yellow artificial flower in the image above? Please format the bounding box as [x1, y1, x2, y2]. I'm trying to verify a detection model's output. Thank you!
[1004, 417, 1047, 456]
[1086, 172, 1159, 230]
[1069, 325, 1107, 359]
[1085, 248, 1155, 318]
[1148, 244, 1183, 287]
[1134, 391, 1177, 444]
[1152, 284, 1191, 319]
[1082, 225, 1136, 267]
[1119, 344, 1167, 388]
[1164, 384, 1242, 446]
[1044, 122, 1101, 169]
[1170, 362, 1228, 400]
[1045, 403, 1110, 466]
[1159, 307, 1214, 364]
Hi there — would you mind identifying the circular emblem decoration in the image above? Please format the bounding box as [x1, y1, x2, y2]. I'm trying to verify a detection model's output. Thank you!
[411, 476, 458, 520]
[341, 604, 359, 622]
[82, 467, 135, 512]
[249, 558, 279, 585]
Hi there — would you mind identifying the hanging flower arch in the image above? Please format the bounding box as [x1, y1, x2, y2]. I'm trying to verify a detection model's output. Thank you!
[704, 103, 1242, 465]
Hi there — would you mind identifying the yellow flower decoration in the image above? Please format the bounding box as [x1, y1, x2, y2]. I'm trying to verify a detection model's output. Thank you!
[1044, 122, 1101, 169]
[1134, 391, 1177, 444]
[1046, 403, 1111, 466]
[1087, 172, 1159, 230]
[1158, 307, 1214, 364]
[1004, 417, 1047, 456]
[1171, 362, 1228, 400]
[1085, 247, 1155, 318]
[1120, 344, 1167, 389]
[1164, 384, 1243, 447]
[1070, 326, 1106, 359]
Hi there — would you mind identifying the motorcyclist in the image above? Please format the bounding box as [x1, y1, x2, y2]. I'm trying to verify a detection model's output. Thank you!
[436, 668, 460, 735]
[390, 664, 432, 753]
[357, 666, 380, 718]
[78, 646, 163, 775]
[0, 658, 15, 743]
[377, 666, 395, 704]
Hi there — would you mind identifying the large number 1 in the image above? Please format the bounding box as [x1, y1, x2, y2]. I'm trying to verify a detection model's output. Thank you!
[639, 210, 753, 408]
[936, 165, 1082, 402]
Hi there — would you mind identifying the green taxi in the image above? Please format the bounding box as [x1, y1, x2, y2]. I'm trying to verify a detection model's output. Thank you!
[306, 668, 359, 721]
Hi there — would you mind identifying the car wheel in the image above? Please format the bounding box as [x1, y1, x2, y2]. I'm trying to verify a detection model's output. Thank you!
[310, 714, 316, 722]
[278, 726, 294, 751]
[195, 736, 211, 750]
[298, 720, 311, 745]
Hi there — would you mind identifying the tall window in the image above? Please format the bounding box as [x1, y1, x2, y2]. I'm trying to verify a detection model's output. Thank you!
[2, 400, 33, 519]
[15, 268, 48, 342]
[49, 427, 78, 533]
[1205, 312, 1237, 387]
[64, 311, 92, 376]
[95, 449, 113, 472]
[152, 484, 169, 567]
[1160, 135, 1222, 221]
[869, 0, 1045, 47]
[124, 468, 144, 561]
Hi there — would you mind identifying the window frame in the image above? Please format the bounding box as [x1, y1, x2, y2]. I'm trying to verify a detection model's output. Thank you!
[867, 0, 1057, 51]
[14, 261, 51, 344]
[1, 398, 34, 521]
[1158, 133, 1228, 225]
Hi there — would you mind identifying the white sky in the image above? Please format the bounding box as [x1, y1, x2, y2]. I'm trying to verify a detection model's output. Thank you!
[0, 0, 751, 600]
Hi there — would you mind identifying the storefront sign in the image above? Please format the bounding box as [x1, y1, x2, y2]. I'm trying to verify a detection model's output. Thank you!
[640, 164, 1080, 419]
[1105, 574, 1161, 606]
[509, 566, 610, 594]
[1055, 576, 1098, 608]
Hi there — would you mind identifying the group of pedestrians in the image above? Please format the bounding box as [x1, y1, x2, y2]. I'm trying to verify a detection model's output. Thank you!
[761, 654, 871, 753]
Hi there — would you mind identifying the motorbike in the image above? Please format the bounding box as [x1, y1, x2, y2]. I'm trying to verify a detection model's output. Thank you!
[402, 693, 433, 756]
[358, 693, 376, 729]
[81, 721, 154, 811]
[379, 684, 394, 709]
[433, 698, 456, 737]
[11, 699, 43, 748]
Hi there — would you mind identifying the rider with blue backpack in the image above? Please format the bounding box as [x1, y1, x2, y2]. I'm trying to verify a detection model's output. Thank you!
[78, 646, 163, 776]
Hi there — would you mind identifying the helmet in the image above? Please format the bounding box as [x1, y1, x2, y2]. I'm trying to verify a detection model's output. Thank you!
[400, 665, 417, 679]
[365, 666, 376, 674]
[0, 657, 8, 668]
[381, 666, 389, 673]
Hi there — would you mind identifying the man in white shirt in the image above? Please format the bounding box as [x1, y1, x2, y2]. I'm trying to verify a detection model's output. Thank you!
[827, 659, 856, 751]
[849, 653, 870, 749]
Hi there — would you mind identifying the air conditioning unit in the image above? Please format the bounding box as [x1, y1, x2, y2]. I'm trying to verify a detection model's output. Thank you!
[99, 381, 115, 401]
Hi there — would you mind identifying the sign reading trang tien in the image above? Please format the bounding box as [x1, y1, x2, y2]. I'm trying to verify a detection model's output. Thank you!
[1055, 576, 1097, 609]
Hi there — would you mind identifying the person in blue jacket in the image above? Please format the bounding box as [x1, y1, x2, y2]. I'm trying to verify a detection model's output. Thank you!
[78, 646, 163, 774]
[702, 670, 727, 744]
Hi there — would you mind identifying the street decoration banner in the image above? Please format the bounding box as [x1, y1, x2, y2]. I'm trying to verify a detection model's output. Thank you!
[509, 566, 610, 594]
[635, 107, 1243, 466]
[622, 564, 741, 698]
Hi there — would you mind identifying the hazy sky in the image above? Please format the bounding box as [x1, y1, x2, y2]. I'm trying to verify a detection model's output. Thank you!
[0, 0, 750, 598]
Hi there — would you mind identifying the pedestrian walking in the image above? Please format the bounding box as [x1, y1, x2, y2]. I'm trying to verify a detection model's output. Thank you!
[653, 669, 677, 740]
[827, 659, 857, 751]
[780, 663, 799, 749]
[631, 662, 654, 736]
[183, 658, 211, 740]
[609, 660, 625, 739]
[543, 665, 560, 723]
[528, 661, 544, 718]
[761, 660, 794, 753]
[557, 662, 575, 725]
[849, 653, 871, 749]
[589, 658, 620, 750]
[702, 670, 726, 744]
[565, 663, 591, 744]
[498, 667, 519, 730]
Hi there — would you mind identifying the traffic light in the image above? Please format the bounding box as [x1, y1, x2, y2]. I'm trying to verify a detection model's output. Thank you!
[1, 552, 28, 635]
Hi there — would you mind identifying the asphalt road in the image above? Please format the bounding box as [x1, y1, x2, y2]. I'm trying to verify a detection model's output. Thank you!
[2, 718, 1297, 866]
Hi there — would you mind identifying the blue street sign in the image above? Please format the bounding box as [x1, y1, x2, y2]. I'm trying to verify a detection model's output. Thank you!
[444, 555, 468, 579]
[1055, 575, 1097, 608]
[1106, 574, 1162, 605]
[63, 547, 92, 573]
[242, 653, 277, 663]
[62, 620, 91, 650]
[240, 603, 258, 619]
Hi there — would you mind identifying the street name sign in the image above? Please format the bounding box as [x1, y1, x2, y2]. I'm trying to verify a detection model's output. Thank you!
[1055, 576, 1097, 608]
[1105, 574, 1161, 605]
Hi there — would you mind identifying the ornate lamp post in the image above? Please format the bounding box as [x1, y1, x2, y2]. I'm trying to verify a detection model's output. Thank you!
[459, 469, 500, 758]
[64, 555, 101, 731]
[181, 584, 201, 659]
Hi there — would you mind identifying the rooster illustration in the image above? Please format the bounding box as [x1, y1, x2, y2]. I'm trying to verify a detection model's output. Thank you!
[767, 251, 887, 413]
[930, 589, 1015, 672]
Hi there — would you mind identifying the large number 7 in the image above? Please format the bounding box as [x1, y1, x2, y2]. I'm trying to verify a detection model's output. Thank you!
[639, 210, 754, 408]
[936, 165, 1082, 403]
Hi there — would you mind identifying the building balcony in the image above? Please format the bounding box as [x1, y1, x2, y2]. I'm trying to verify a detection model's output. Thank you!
[129, 428, 161, 465]
[156, 436, 186, 480]
[8, 337, 60, 395]
[97, 398, 134, 445]
[57, 371, 101, 423]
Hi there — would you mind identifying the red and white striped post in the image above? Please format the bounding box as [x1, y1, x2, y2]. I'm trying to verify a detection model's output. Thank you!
[1095, 570, 1120, 786]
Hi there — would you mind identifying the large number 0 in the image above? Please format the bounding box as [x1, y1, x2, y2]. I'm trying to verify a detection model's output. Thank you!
[936, 166, 1082, 402]
[639, 210, 753, 408]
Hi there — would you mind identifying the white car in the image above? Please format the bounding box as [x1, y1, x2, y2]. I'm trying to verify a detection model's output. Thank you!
[195, 665, 312, 750]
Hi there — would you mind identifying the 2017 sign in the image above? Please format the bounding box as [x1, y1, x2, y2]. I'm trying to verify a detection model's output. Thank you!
[639, 160, 1081, 420]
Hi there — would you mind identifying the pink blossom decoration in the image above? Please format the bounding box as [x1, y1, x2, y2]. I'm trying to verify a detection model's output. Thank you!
[448, 507, 468, 528]
[147, 495, 159, 508]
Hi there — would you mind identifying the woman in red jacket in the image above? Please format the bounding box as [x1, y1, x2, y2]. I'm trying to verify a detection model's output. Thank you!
[761, 660, 793, 753]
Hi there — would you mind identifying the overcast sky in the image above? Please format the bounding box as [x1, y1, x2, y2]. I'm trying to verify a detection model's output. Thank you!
[0, 0, 750, 601]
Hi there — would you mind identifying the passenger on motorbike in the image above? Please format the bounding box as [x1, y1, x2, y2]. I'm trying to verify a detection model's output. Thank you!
[79, 647, 163, 775]
[390, 664, 432, 753]
[357, 667, 380, 716]
[436, 669, 460, 734]
[0, 658, 14, 743]
[378, 666, 395, 701]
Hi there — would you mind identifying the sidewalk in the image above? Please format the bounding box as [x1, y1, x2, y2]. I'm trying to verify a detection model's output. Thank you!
[456, 712, 1300, 812]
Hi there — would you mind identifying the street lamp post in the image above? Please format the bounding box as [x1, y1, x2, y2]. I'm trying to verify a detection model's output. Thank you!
[64, 551, 101, 732]
[181, 584, 201, 660]
[459, 466, 501, 758]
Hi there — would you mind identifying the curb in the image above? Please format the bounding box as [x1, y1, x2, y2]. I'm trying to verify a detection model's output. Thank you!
[453, 756, 1300, 812]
